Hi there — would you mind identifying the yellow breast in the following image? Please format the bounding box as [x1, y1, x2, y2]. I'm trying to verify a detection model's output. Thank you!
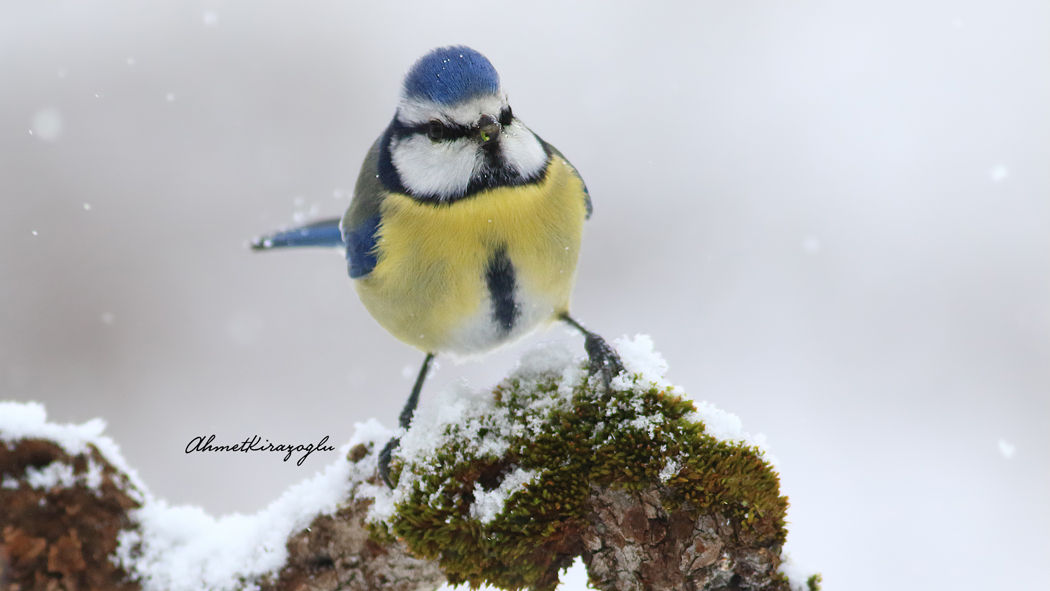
[354, 157, 588, 354]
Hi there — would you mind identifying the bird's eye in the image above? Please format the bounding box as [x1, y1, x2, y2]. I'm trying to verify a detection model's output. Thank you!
[426, 120, 445, 141]
[499, 107, 513, 127]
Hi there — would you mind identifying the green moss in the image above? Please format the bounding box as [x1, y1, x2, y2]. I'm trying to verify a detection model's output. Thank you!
[807, 573, 823, 591]
[370, 366, 789, 590]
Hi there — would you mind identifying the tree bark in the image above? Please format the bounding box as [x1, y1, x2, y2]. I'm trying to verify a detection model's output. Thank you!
[583, 486, 784, 591]
[255, 445, 445, 591]
[1, 438, 141, 591]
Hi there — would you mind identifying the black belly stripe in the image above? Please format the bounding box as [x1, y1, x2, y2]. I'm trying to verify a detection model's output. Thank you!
[485, 245, 519, 334]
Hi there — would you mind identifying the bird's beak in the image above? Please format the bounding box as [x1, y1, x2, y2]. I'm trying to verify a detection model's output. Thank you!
[476, 114, 501, 146]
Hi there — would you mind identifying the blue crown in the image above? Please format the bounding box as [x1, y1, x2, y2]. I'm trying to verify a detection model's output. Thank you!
[402, 46, 500, 106]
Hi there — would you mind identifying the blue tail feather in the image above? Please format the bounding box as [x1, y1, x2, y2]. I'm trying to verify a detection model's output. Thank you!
[251, 217, 346, 250]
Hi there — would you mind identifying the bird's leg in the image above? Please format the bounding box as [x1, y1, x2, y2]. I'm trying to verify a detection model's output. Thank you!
[559, 312, 625, 392]
[378, 352, 435, 488]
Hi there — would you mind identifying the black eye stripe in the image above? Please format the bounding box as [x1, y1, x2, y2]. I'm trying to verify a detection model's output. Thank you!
[406, 120, 471, 141]
[399, 109, 513, 142]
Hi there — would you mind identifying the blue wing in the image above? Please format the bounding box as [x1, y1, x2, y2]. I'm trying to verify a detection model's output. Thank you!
[251, 217, 345, 250]
[344, 215, 381, 278]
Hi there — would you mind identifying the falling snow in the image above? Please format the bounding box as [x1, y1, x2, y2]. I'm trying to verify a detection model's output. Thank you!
[989, 165, 1009, 183]
[998, 439, 1016, 459]
[31, 109, 63, 141]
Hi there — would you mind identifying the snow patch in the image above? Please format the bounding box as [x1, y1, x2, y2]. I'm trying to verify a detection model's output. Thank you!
[0, 401, 392, 591]
[470, 467, 539, 524]
[85, 457, 104, 489]
[25, 462, 77, 489]
[369, 378, 511, 523]
[118, 422, 389, 591]
[689, 402, 778, 467]
[0, 401, 147, 497]
[611, 334, 675, 392]
[659, 458, 681, 483]
[511, 341, 577, 381]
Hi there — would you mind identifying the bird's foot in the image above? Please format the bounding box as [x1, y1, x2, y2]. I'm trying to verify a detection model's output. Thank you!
[378, 436, 400, 489]
[584, 333, 626, 392]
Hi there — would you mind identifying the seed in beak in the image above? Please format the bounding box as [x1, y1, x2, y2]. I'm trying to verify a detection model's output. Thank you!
[477, 114, 501, 144]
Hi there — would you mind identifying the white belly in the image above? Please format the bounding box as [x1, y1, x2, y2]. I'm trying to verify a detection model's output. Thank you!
[442, 286, 561, 357]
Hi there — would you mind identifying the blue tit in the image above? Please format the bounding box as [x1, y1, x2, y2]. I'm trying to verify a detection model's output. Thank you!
[252, 46, 623, 485]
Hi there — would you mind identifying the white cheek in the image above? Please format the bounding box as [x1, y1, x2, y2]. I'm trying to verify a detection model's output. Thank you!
[391, 135, 480, 198]
[501, 121, 547, 178]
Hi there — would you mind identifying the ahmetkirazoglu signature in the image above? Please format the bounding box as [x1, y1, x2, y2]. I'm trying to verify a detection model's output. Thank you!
[185, 434, 335, 466]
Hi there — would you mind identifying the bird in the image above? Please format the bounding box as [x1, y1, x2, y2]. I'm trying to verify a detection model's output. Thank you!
[251, 46, 623, 486]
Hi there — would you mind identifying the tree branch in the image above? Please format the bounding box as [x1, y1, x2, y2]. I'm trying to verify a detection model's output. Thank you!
[0, 338, 817, 591]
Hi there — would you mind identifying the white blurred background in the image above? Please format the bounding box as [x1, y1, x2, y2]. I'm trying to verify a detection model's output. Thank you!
[1, 1, 1047, 589]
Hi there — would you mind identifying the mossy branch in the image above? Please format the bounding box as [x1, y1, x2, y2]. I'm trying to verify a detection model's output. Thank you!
[370, 342, 797, 591]
[0, 340, 816, 591]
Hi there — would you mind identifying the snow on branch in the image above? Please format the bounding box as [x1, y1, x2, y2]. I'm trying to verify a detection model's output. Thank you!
[0, 337, 819, 591]
[0, 403, 441, 591]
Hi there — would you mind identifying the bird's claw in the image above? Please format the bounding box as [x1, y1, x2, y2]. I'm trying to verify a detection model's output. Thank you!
[584, 333, 625, 393]
[378, 437, 400, 488]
